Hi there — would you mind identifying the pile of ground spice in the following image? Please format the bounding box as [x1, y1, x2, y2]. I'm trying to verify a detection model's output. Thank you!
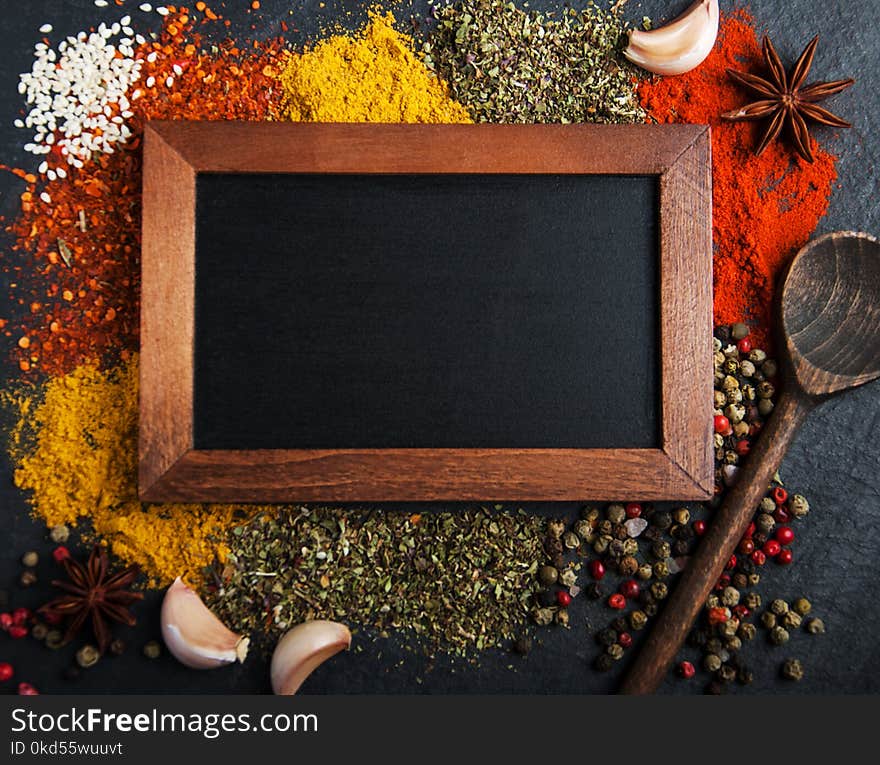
[638, 10, 838, 346]
[3, 356, 258, 587]
[279, 11, 470, 123]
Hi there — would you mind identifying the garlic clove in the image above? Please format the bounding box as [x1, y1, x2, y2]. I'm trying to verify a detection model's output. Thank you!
[624, 0, 719, 76]
[270, 620, 351, 695]
[161, 577, 249, 670]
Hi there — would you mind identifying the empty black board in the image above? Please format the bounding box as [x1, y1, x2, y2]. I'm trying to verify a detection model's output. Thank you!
[193, 173, 659, 449]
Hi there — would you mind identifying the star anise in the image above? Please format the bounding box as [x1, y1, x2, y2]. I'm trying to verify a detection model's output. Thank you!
[40, 546, 143, 653]
[721, 35, 854, 163]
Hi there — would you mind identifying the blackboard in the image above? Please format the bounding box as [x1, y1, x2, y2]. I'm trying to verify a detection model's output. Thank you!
[139, 122, 712, 502]
[192, 173, 660, 450]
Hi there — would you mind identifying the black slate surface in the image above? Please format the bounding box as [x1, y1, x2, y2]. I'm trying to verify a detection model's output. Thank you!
[0, 0, 877, 695]
[193, 172, 660, 450]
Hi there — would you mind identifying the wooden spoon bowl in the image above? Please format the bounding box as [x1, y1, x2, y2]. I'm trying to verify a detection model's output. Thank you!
[620, 231, 880, 694]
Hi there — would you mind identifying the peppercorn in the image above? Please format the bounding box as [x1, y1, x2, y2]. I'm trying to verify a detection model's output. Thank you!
[769, 626, 790, 646]
[629, 610, 648, 631]
[609, 539, 626, 558]
[618, 556, 639, 577]
[606, 504, 626, 524]
[671, 540, 689, 557]
[559, 568, 577, 588]
[760, 612, 777, 630]
[597, 628, 618, 647]
[705, 637, 724, 655]
[651, 511, 672, 530]
[17, 683, 39, 696]
[758, 399, 774, 417]
[781, 658, 804, 681]
[608, 593, 626, 610]
[703, 654, 722, 673]
[544, 536, 564, 561]
[49, 524, 70, 543]
[30, 623, 48, 641]
[750, 550, 766, 566]
[652, 561, 670, 579]
[781, 611, 802, 630]
[563, 531, 580, 550]
[732, 572, 749, 590]
[52, 545, 70, 563]
[19, 570, 37, 588]
[770, 599, 789, 616]
[777, 549, 793, 565]
[547, 519, 566, 539]
[21, 551, 39, 567]
[752, 531, 768, 547]
[748, 573, 761, 587]
[637, 563, 653, 581]
[536, 589, 556, 608]
[717, 664, 737, 684]
[648, 582, 667, 601]
[737, 666, 754, 685]
[593, 536, 611, 555]
[533, 607, 554, 626]
[731, 322, 749, 340]
[651, 541, 671, 561]
[804, 617, 826, 635]
[45, 630, 64, 649]
[556, 590, 572, 608]
[574, 519, 593, 541]
[109, 638, 127, 656]
[581, 506, 600, 523]
[585, 582, 604, 600]
[618, 632, 633, 649]
[537, 565, 558, 586]
[725, 636, 742, 653]
[594, 654, 614, 672]
[688, 628, 708, 648]
[720, 587, 741, 608]
[555, 608, 570, 627]
[718, 618, 740, 639]
[791, 597, 811, 616]
[708, 606, 730, 626]
[8, 625, 28, 639]
[76, 644, 101, 669]
[607, 643, 624, 661]
[0, 662, 13, 682]
[742, 592, 760, 611]
[789, 494, 810, 518]
[693, 520, 707, 536]
[676, 660, 695, 679]
[775, 526, 795, 546]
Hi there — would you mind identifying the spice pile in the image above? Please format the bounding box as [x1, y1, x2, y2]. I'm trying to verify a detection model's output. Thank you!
[209, 506, 545, 655]
[638, 10, 838, 346]
[425, 0, 645, 124]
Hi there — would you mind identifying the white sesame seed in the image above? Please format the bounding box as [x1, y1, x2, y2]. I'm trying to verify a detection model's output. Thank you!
[145, 76, 155, 87]
[56, 167, 66, 179]
[156, 6, 169, 16]
[139, 3, 153, 11]
[47, 169, 57, 181]
[165, 75, 173, 88]
[40, 191, 51, 204]
[94, 0, 108, 6]
[39, 24, 53, 34]
[172, 63, 183, 76]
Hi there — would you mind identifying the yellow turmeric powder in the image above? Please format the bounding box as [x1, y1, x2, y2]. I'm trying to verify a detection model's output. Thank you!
[6, 357, 261, 588]
[280, 11, 471, 124]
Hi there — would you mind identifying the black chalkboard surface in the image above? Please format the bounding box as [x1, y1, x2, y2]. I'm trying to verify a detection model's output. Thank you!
[192, 173, 660, 450]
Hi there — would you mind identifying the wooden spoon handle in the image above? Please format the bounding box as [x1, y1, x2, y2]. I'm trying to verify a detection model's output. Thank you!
[619, 390, 816, 694]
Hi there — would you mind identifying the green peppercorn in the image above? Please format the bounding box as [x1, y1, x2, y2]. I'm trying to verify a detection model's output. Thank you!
[547, 520, 566, 539]
[721, 587, 741, 608]
[597, 628, 617, 647]
[789, 495, 810, 518]
[650, 582, 668, 601]
[555, 608, 570, 627]
[758, 398, 775, 417]
[595, 654, 614, 672]
[744, 592, 762, 610]
[718, 619, 740, 639]
[749, 348, 767, 364]
[792, 597, 812, 616]
[50, 524, 70, 543]
[76, 644, 101, 669]
[637, 563, 653, 581]
[629, 610, 648, 631]
[717, 664, 737, 684]
[723, 358, 740, 375]
[607, 643, 624, 661]
[781, 658, 804, 681]
[45, 630, 65, 650]
[738, 623, 757, 642]
[714, 390, 728, 408]
[21, 551, 39, 567]
[574, 519, 593, 540]
[737, 666, 754, 685]
[581, 506, 600, 523]
[652, 561, 670, 579]
[761, 612, 777, 629]
[725, 636, 743, 653]
[593, 536, 611, 555]
[781, 611, 802, 630]
[731, 323, 749, 340]
[770, 599, 789, 616]
[563, 531, 580, 550]
[748, 573, 761, 587]
[611, 617, 628, 633]
[651, 541, 671, 560]
[705, 637, 723, 655]
[622, 538, 639, 556]
[739, 360, 756, 377]
[19, 569, 37, 588]
[643, 603, 658, 617]
[31, 623, 48, 641]
[769, 626, 790, 646]
[703, 654, 722, 673]
[538, 565, 558, 586]
[606, 504, 626, 524]
[706, 594, 721, 609]
[804, 617, 826, 635]
[559, 568, 577, 588]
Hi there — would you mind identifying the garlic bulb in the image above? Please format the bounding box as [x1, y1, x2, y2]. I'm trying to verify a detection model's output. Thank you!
[161, 577, 249, 670]
[270, 621, 352, 695]
[624, 0, 719, 76]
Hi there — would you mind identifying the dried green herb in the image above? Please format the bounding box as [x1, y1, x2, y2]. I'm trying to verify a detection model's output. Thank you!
[423, 0, 645, 124]
[210, 506, 544, 656]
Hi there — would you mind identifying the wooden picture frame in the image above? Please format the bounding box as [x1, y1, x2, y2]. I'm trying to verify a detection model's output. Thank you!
[140, 122, 712, 502]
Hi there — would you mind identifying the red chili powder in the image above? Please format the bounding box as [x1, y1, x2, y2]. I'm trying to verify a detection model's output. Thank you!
[638, 10, 838, 346]
[1, 11, 283, 376]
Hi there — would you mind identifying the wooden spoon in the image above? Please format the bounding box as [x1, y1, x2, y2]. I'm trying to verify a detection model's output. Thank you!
[620, 231, 880, 695]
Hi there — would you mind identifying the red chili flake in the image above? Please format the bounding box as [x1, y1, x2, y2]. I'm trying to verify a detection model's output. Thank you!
[745, 522, 756, 538]
[608, 593, 626, 610]
[0, 663, 12, 682]
[12, 608, 31, 625]
[52, 545, 71, 563]
[772, 487, 789, 505]
[8, 625, 28, 640]
[0, 613, 12, 631]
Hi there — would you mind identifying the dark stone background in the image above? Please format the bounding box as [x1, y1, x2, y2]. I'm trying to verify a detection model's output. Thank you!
[0, 0, 876, 694]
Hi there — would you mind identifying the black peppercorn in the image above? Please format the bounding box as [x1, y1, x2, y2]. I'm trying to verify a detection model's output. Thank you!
[536, 589, 556, 608]
[752, 532, 768, 547]
[651, 512, 672, 531]
[639, 590, 656, 606]
[643, 603, 658, 617]
[597, 628, 618, 647]
[717, 665, 737, 684]
[706, 637, 723, 655]
[738, 559, 755, 575]
[594, 654, 614, 672]
[611, 616, 628, 633]
[736, 666, 754, 685]
[31, 623, 48, 641]
[672, 540, 690, 557]
[109, 638, 126, 656]
[585, 582, 604, 600]
[543, 536, 564, 559]
[513, 635, 532, 656]
[732, 573, 748, 590]
[642, 526, 662, 542]
[715, 325, 732, 344]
